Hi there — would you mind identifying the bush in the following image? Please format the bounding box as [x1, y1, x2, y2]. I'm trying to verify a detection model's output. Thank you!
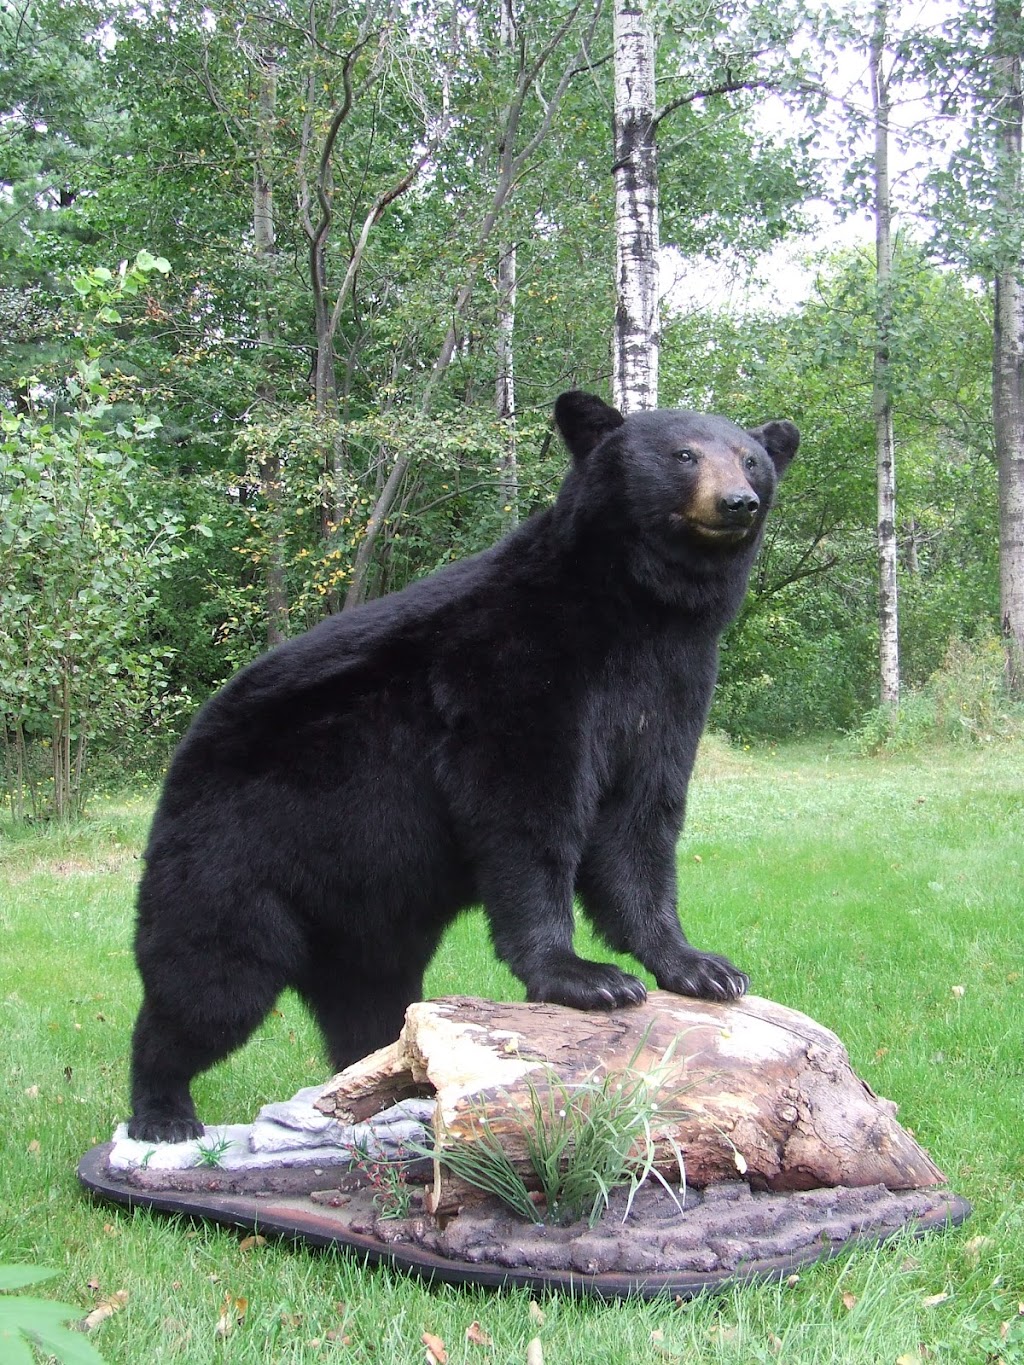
[847, 633, 1024, 754]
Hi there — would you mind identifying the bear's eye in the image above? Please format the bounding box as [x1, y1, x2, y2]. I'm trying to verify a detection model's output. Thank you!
[673, 448, 697, 464]
[744, 454, 759, 471]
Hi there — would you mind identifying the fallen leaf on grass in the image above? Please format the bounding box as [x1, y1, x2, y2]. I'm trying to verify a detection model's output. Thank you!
[922, 1292, 950, 1308]
[841, 1292, 858, 1311]
[466, 1321, 492, 1346]
[526, 1339, 544, 1365]
[78, 1290, 128, 1332]
[238, 1234, 266, 1252]
[215, 1293, 248, 1338]
[528, 1301, 545, 1327]
[422, 1329, 448, 1363]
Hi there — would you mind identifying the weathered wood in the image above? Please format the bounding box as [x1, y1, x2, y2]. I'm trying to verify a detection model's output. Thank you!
[315, 992, 945, 1213]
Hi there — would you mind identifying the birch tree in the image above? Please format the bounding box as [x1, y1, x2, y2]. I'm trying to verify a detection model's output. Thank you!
[252, 48, 289, 646]
[612, 0, 659, 412]
[870, 0, 900, 704]
[991, 0, 1024, 694]
[495, 0, 520, 524]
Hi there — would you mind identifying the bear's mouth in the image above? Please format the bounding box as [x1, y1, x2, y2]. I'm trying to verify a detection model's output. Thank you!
[670, 514, 751, 543]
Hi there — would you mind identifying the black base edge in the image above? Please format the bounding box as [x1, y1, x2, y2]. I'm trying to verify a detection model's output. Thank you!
[77, 1144, 972, 1302]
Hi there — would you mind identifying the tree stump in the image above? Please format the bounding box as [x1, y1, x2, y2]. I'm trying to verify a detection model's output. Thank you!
[315, 993, 945, 1216]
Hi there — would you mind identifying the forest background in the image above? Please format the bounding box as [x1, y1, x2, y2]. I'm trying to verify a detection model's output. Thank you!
[1, 0, 1020, 819]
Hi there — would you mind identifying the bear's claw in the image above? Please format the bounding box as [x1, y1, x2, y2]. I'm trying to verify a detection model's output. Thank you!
[126, 1114, 205, 1144]
[527, 957, 648, 1011]
[658, 951, 749, 1003]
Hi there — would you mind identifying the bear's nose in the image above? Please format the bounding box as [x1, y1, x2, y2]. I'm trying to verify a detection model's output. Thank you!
[720, 492, 760, 523]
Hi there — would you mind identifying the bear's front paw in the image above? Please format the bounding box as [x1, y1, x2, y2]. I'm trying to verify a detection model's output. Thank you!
[126, 1113, 205, 1144]
[658, 950, 748, 1003]
[525, 955, 647, 1011]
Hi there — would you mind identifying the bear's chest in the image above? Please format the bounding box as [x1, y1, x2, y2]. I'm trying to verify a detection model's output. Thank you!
[589, 636, 714, 784]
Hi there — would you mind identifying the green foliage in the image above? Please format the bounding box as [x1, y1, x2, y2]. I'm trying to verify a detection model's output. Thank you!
[0, 254, 194, 819]
[0, 1265, 107, 1364]
[429, 1046, 688, 1229]
[849, 633, 1024, 754]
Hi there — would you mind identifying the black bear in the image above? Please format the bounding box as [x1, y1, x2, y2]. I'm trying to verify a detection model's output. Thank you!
[127, 392, 798, 1142]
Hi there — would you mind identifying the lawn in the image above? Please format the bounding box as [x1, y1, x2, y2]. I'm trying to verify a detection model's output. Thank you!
[2, 738, 1023, 1363]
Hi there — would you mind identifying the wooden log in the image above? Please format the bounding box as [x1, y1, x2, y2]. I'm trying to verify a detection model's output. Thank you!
[314, 992, 945, 1213]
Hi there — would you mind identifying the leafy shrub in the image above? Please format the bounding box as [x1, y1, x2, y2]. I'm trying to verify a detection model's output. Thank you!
[848, 633, 1024, 754]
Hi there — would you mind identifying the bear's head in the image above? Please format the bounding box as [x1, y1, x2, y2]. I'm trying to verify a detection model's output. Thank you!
[554, 391, 799, 555]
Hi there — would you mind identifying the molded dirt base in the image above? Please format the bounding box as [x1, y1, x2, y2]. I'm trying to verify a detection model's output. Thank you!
[77, 1144, 970, 1300]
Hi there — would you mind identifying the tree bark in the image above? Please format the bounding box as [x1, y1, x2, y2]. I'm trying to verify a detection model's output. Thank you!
[993, 0, 1024, 696]
[496, 240, 519, 526]
[316, 993, 946, 1214]
[870, 0, 900, 706]
[612, 0, 659, 413]
[253, 55, 289, 648]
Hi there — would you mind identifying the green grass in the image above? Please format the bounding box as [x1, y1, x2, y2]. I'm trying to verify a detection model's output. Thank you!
[2, 741, 1023, 1363]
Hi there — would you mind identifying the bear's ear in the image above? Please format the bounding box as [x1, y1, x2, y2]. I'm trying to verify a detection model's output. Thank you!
[554, 391, 625, 462]
[748, 419, 800, 476]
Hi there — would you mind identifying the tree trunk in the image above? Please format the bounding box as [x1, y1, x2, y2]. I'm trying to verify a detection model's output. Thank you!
[315, 993, 947, 1214]
[253, 56, 289, 648]
[612, 0, 659, 413]
[343, 0, 602, 608]
[993, 0, 1024, 697]
[495, 0, 519, 526]
[870, 0, 900, 706]
[496, 240, 519, 525]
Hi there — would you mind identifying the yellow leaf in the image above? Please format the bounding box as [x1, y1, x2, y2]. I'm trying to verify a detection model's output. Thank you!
[215, 1293, 248, 1339]
[841, 1291, 857, 1311]
[528, 1300, 545, 1327]
[422, 1330, 448, 1363]
[922, 1291, 950, 1307]
[466, 1321, 492, 1346]
[79, 1290, 128, 1332]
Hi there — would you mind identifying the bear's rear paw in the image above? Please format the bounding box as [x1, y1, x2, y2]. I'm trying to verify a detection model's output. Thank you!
[658, 950, 748, 1003]
[526, 955, 647, 1011]
[126, 1113, 205, 1144]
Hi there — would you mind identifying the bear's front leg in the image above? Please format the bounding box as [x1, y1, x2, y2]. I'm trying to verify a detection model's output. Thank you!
[478, 846, 647, 1011]
[577, 798, 749, 1003]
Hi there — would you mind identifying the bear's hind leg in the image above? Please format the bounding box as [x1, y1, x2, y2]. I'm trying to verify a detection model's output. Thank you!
[128, 956, 288, 1143]
[300, 966, 425, 1075]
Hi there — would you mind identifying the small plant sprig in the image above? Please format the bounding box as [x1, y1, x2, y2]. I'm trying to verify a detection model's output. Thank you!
[426, 1033, 691, 1228]
[193, 1134, 233, 1169]
[348, 1139, 417, 1220]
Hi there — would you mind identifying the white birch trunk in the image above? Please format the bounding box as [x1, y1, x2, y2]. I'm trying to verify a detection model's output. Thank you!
[496, 240, 519, 525]
[495, 0, 519, 526]
[870, 2, 900, 706]
[612, 0, 658, 413]
[993, 0, 1024, 697]
[253, 55, 289, 648]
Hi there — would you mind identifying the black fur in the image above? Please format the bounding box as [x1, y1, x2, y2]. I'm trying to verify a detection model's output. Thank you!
[127, 392, 798, 1142]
